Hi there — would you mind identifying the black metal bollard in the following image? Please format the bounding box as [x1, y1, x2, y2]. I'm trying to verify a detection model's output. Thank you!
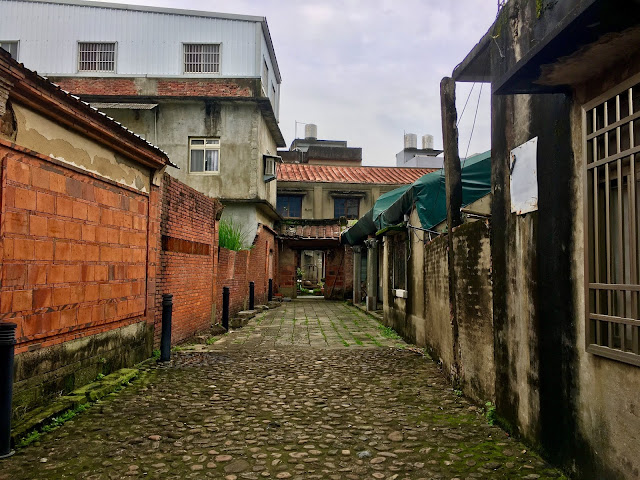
[0, 322, 16, 459]
[160, 294, 173, 362]
[268, 279, 273, 301]
[249, 281, 255, 310]
[222, 287, 230, 330]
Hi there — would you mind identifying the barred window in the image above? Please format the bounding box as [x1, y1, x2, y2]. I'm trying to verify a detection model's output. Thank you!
[189, 138, 220, 174]
[78, 42, 115, 72]
[584, 73, 640, 366]
[184, 44, 220, 74]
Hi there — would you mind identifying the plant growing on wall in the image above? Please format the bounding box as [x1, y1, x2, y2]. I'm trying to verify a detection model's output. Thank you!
[218, 219, 248, 251]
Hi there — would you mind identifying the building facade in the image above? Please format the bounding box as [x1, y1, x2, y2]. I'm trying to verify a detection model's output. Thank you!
[1, 0, 286, 245]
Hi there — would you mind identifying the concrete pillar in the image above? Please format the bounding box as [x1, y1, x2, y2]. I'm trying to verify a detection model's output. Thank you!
[365, 238, 378, 311]
[352, 245, 362, 304]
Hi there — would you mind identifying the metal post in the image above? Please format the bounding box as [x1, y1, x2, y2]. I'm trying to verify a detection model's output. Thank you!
[249, 281, 255, 310]
[268, 279, 273, 301]
[160, 294, 173, 362]
[0, 322, 17, 459]
[222, 287, 230, 330]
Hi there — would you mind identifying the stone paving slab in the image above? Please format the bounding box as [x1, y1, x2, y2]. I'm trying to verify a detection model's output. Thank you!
[4, 300, 566, 480]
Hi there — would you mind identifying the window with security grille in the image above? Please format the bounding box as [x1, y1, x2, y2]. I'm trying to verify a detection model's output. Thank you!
[584, 73, 640, 366]
[334, 198, 359, 219]
[78, 42, 115, 72]
[184, 44, 220, 74]
[189, 138, 220, 173]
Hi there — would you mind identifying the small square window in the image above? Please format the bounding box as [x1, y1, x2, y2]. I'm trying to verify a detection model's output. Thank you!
[184, 44, 220, 74]
[78, 42, 116, 72]
[334, 197, 359, 219]
[0, 41, 18, 60]
[189, 137, 220, 173]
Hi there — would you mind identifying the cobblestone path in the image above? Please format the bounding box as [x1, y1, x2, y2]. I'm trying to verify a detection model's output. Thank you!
[6, 300, 565, 480]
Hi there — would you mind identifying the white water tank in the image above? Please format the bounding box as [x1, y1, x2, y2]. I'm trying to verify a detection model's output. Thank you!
[422, 134, 434, 150]
[305, 124, 317, 140]
[404, 133, 417, 149]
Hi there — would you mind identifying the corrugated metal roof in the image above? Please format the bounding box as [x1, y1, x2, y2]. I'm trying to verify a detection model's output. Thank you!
[277, 164, 439, 185]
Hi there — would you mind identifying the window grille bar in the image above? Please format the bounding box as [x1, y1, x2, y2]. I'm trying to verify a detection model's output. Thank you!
[586, 109, 640, 141]
[587, 144, 640, 170]
[590, 282, 640, 291]
[605, 164, 613, 325]
[591, 313, 640, 327]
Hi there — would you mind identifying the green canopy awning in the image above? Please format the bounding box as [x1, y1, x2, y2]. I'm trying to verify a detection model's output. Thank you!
[342, 151, 491, 245]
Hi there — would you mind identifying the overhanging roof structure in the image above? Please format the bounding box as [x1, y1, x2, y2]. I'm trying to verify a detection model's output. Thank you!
[342, 151, 491, 245]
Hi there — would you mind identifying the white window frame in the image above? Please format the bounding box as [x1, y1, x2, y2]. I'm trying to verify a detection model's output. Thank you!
[0, 41, 19, 60]
[189, 138, 220, 175]
[77, 42, 116, 73]
[183, 43, 221, 74]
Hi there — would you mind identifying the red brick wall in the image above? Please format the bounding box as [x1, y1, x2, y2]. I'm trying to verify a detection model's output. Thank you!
[156, 174, 222, 345]
[325, 246, 353, 300]
[0, 142, 154, 355]
[52, 78, 253, 98]
[216, 225, 276, 319]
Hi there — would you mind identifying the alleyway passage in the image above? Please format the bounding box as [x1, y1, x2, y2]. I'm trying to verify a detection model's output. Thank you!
[6, 300, 565, 480]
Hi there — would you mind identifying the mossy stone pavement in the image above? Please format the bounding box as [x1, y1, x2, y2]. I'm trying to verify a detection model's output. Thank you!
[5, 300, 565, 479]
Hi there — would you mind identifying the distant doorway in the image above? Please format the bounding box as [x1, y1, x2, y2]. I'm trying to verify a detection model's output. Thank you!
[299, 250, 325, 297]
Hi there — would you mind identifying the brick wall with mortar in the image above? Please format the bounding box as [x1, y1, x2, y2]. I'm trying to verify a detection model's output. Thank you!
[216, 225, 276, 320]
[0, 141, 160, 419]
[324, 245, 353, 300]
[155, 174, 222, 345]
[51, 78, 254, 98]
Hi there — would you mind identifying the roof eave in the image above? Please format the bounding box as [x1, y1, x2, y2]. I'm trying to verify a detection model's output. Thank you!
[452, 29, 492, 82]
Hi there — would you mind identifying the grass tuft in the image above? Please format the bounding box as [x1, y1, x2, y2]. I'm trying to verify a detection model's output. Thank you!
[218, 218, 249, 251]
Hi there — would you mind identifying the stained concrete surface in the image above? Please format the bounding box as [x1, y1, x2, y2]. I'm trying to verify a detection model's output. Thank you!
[5, 300, 565, 479]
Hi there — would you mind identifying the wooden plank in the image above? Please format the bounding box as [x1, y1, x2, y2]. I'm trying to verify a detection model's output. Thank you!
[591, 313, 640, 327]
[587, 343, 640, 367]
[590, 283, 640, 291]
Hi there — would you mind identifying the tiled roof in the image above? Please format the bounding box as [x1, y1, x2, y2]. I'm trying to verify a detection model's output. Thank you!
[277, 164, 438, 184]
[278, 223, 342, 240]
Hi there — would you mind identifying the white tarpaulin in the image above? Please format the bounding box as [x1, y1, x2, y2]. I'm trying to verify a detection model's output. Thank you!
[510, 137, 538, 215]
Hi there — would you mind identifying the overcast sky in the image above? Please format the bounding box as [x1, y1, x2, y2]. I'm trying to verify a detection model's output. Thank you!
[97, 0, 498, 166]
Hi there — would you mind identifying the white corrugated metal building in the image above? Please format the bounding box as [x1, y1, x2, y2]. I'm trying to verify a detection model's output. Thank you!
[1, 0, 281, 115]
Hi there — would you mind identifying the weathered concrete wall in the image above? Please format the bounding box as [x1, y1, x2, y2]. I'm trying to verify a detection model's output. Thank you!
[104, 100, 276, 208]
[487, 2, 640, 478]
[452, 221, 494, 404]
[422, 235, 455, 372]
[12, 104, 150, 192]
[382, 212, 494, 403]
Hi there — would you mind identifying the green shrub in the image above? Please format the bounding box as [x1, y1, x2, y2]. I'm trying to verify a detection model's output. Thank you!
[218, 218, 249, 251]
